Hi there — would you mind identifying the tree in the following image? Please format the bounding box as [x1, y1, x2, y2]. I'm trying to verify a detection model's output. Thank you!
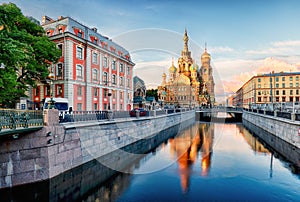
[0, 3, 61, 108]
[146, 89, 158, 101]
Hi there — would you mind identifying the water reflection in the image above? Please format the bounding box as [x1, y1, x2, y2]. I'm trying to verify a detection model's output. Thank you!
[1, 121, 300, 201]
[169, 123, 214, 192]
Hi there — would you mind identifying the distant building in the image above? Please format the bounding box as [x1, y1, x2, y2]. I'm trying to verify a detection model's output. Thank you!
[237, 71, 300, 109]
[158, 29, 215, 108]
[133, 76, 146, 108]
[30, 16, 135, 111]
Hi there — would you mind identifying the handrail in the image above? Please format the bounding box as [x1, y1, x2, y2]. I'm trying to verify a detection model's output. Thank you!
[0, 109, 43, 131]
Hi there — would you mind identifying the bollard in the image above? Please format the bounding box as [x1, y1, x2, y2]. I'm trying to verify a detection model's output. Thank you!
[135, 110, 140, 118]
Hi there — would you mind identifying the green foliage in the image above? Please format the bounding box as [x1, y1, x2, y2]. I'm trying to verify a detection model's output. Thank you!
[146, 89, 158, 101]
[0, 3, 61, 108]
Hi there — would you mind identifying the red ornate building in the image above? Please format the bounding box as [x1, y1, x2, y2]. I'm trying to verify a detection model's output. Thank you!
[30, 16, 135, 111]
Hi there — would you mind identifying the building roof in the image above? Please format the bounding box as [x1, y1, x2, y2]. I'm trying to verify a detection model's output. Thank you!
[42, 16, 133, 64]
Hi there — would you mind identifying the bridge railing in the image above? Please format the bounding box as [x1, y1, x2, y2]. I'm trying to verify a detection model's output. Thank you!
[244, 108, 300, 122]
[59, 108, 193, 123]
[0, 109, 43, 131]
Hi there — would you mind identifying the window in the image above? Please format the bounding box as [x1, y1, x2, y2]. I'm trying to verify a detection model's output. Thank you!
[103, 57, 107, 67]
[276, 97, 279, 102]
[282, 83, 285, 88]
[35, 87, 39, 96]
[258, 84, 261, 88]
[258, 97, 261, 102]
[282, 97, 286, 102]
[275, 77, 279, 82]
[120, 104, 123, 110]
[119, 63, 123, 72]
[127, 78, 130, 87]
[270, 77, 272, 82]
[127, 66, 130, 75]
[92, 69, 98, 81]
[290, 97, 293, 102]
[58, 28, 63, 34]
[57, 44, 63, 56]
[120, 77, 123, 86]
[56, 63, 63, 78]
[282, 90, 285, 95]
[290, 90, 293, 95]
[94, 103, 98, 110]
[104, 104, 107, 110]
[76, 65, 83, 78]
[104, 89, 108, 97]
[275, 83, 279, 88]
[112, 74, 116, 84]
[94, 88, 98, 97]
[296, 76, 299, 81]
[290, 76, 293, 81]
[103, 72, 108, 84]
[112, 91, 116, 99]
[77, 103, 82, 111]
[78, 31, 82, 38]
[276, 90, 279, 95]
[92, 53, 98, 64]
[282, 77, 285, 81]
[258, 78, 261, 82]
[94, 38, 98, 45]
[45, 85, 50, 96]
[120, 91, 123, 99]
[76, 46, 83, 59]
[56, 85, 63, 96]
[296, 83, 299, 87]
[290, 83, 293, 87]
[112, 61, 116, 70]
[297, 89, 299, 95]
[77, 86, 82, 96]
[258, 91, 261, 95]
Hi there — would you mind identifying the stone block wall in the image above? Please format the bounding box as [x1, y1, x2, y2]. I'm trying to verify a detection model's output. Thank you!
[0, 110, 195, 188]
[243, 111, 300, 149]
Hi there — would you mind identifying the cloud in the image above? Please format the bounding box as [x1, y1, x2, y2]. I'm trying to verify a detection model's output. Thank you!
[246, 40, 300, 56]
[210, 46, 234, 54]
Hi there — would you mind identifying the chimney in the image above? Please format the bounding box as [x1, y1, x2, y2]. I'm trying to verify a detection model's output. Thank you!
[42, 15, 53, 25]
[92, 27, 97, 33]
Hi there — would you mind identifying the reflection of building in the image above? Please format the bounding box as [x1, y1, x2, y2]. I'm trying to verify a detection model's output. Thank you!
[158, 30, 215, 108]
[236, 71, 300, 109]
[30, 16, 135, 111]
[133, 76, 146, 108]
[169, 123, 215, 192]
[236, 124, 270, 154]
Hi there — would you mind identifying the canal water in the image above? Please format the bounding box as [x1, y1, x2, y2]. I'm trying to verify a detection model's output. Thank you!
[1, 119, 300, 201]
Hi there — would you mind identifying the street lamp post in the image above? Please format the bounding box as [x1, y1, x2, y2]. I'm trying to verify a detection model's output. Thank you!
[47, 71, 56, 109]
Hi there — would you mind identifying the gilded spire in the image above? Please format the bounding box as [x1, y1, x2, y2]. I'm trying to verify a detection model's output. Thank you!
[183, 28, 189, 52]
[204, 42, 207, 52]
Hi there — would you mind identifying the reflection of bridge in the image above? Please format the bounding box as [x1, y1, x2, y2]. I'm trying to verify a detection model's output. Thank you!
[196, 107, 243, 121]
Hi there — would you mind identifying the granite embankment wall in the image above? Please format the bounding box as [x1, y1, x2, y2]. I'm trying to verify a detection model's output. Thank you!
[0, 109, 195, 188]
[242, 110, 300, 149]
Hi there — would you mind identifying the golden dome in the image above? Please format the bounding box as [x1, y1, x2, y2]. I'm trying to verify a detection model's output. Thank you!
[201, 49, 211, 59]
[169, 58, 177, 73]
[162, 72, 166, 77]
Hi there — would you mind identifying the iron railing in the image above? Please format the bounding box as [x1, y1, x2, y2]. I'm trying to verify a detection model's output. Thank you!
[0, 109, 43, 131]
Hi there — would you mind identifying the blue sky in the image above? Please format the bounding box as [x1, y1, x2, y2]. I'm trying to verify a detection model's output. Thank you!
[2, 0, 300, 102]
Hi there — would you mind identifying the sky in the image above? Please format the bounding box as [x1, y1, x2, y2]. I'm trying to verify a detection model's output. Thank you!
[2, 0, 300, 102]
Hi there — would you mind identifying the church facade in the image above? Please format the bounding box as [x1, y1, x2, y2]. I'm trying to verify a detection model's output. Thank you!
[158, 29, 215, 108]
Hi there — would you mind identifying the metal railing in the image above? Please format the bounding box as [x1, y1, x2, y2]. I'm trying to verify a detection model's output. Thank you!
[244, 108, 300, 121]
[0, 109, 43, 131]
[59, 108, 193, 123]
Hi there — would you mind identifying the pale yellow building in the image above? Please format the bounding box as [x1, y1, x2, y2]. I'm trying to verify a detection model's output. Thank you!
[238, 72, 300, 108]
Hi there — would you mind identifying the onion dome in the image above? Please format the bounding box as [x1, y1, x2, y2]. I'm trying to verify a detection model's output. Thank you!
[169, 59, 177, 73]
[190, 63, 199, 72]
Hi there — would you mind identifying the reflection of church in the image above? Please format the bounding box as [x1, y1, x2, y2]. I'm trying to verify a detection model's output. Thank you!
[169, 123, 215, 193]
[158, 29, 215, 107]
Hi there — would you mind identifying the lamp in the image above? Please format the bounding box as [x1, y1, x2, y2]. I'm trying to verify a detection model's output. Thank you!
[47, 71, 56, 109]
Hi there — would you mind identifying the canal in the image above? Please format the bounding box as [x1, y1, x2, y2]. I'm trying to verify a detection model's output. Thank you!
[2, 119, 300, 201]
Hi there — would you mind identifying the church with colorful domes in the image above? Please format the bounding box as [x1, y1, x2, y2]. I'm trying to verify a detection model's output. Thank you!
[158, 29, 215, 108]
